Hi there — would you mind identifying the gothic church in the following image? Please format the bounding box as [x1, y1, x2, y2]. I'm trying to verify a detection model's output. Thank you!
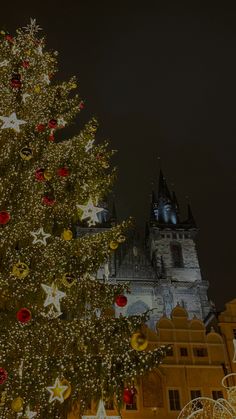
[106, 170, 213, 329]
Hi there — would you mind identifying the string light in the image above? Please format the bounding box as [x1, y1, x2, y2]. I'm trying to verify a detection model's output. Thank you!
[0, 20, 169, 418]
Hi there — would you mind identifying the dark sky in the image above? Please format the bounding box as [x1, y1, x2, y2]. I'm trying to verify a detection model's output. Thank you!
[2, 2, 236, 311]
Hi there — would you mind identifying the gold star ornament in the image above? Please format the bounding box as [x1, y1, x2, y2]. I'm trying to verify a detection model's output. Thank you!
[46, 377, 68, 403]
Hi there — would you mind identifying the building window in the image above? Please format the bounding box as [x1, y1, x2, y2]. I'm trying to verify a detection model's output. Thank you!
[191, 390, 201, 399]
[125, 388, 137, 411]
[170, 243, 184, 268]
[166, 347, 174, 356]
[168, 389, 181, 411]
[180, 347, 188, 357]
[173, 233, 177, 239]
[190, 390, 202, 409]
[184, 233, 189, 239]
[178, 233, 183, 239]
[212, 390, 223, 400]
[161, 234, 165, 238]
[233, 329, 236, 339]
[167, 234, 171, 238]
[193, 348, 208, 357]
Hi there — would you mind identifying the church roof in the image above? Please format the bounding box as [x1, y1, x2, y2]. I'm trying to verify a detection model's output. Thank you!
[115, 239, 157, 280]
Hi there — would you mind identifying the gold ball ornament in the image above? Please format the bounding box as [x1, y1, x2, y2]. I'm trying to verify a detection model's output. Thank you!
[61, 229, 73, 241]
[101, 160, 109, 169]
[34, 85, 41, 93]
[130, 333, 148, 351]
[12, 262, 29, 279]
[109, 241, 119, 250]
[44, 169, 53, 181]
[117, 234, 126, 243]
[19, 146, 33, 161]
[61, 273, 76, 288]
[11, 396, 24, 412]
[60, 379, 71, 400]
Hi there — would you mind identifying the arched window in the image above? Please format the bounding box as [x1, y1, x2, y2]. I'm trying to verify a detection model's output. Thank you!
[170, 242, 183, 268]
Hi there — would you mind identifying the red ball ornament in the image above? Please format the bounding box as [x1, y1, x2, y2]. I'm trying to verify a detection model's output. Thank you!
[17, 308, 31, 324]
[79, 101, 84, 109]
[0, 368, 8, 385]
[115, 295, 127, 307]
[48, 133, 55, 142]
[42, 196, 55, 206]
[35, 168, 45, 181]
[57, 167, 69, 177]
[11, 74, 21, 89]
[0, 211, 10, 225]
[48, 119, 57, 129]
[36, 123, 46, 132]
[22, 60, 30, 68]
[5, 34, 14, 43]
[123, 388, 133, 404]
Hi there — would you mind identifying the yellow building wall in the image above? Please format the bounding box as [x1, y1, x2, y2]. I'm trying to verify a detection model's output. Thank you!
[70, 303, 232, 419]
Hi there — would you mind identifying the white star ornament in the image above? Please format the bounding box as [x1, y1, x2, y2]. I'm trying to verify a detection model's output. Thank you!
[0, 112, 26, 133]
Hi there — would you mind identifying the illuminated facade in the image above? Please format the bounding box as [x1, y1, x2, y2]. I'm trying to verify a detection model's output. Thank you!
[71, 171, 235, 419]
[70, 302, 236, 419]
[111, 170, 213, 327]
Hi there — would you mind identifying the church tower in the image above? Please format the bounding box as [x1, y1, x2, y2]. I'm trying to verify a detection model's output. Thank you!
[146, 170, 211, 320]
[77, 170, 213, 329]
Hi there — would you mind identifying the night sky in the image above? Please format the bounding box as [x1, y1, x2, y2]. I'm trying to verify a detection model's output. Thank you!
[2, 2, 236, 311]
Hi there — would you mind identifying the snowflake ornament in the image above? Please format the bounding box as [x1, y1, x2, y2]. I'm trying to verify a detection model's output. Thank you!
[85, 139, 95, 152]
[23, 18, 42, 35]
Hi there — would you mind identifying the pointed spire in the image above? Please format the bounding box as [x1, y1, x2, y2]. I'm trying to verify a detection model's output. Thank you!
[158, 170, 172, 201]
[187, 203, 196, 227]
[172, 191, 179, 212]
[150, 191, 157, 221]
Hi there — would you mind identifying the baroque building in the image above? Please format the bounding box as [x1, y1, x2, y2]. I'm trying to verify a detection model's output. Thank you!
[70, 301, 236, 419]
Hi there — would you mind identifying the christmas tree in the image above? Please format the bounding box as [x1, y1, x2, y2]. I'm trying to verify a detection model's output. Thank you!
[0, 20, 169, 419]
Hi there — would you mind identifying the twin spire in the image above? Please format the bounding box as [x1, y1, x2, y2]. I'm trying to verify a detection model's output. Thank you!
[150, 170, 196, 227]
[78, 170, 196, 229]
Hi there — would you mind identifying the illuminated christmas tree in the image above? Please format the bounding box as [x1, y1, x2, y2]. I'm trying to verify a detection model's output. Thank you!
[0, 20, 169, 419]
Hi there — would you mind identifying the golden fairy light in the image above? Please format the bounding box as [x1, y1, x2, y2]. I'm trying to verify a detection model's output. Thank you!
[0, 21, 168, 418]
